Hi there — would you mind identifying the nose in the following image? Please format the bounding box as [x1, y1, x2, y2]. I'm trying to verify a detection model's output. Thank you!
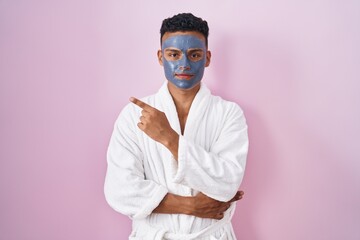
[179, 55, 190, 71]
[179, 65, 190, 71]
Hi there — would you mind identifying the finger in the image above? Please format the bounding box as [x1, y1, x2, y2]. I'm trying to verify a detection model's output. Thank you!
[229, 192, 240, 202]
[229, 191, 243, 202]
[130, 97, 153, 111]
[141, 109, 149, 116]
[137, 122, 145, 130]
[140, 116, 146, 122]
[232, 195, 243, 202]
[215, 212, 224, 220]
[225, 202, 231, 210]
[218, 203, 231, 213]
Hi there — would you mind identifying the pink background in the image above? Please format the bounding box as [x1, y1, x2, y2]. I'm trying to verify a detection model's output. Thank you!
[1, 1, 359, 239]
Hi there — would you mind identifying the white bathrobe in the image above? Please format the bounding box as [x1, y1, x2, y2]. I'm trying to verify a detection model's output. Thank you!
[104, 82, 249, 240]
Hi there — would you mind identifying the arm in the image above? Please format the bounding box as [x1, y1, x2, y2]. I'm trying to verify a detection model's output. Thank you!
[129, 97, 248, 202]
[129, 97, 179, 159]
[153, 191, 244, 220]
[173, 104, 248, 202]
[104, 105, 168, 220]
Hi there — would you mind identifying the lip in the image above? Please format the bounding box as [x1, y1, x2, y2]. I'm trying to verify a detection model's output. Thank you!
[175, 73, 194, 80]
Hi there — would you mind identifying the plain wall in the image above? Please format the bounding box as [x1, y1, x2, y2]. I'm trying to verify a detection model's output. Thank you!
[0, 0, 359, 239]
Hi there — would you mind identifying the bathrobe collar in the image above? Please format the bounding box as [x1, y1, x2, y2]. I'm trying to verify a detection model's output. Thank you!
[156, 81, 211, 139]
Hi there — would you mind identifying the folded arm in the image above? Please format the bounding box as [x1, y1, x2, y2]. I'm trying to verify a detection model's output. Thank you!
[159, 103, 247, 202]
[128, 98, 249, 204]
[153, 191, 244, 220]
[104, 107, 243, 220]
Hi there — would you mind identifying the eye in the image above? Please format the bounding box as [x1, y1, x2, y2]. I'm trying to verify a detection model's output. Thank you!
[165, 51, 181, 60]
[189, 51, 203, 61]
[168, 53, 179, 58]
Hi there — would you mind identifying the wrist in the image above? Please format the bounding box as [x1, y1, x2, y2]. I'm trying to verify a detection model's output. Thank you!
[162, 130, 179, 159]
[175, 194, 195, 215]
[162, 129, 178, 147]
[153, 193, 194, 216]
[184, 196, 195, 215]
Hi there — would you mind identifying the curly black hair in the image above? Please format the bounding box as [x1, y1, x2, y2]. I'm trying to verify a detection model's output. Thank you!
[160, 13, 209, 46]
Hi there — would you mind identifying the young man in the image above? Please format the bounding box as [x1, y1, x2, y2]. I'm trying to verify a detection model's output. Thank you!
[104, 13, 249, 239]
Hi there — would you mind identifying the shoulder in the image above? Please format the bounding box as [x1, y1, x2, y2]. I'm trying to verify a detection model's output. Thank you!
[209, 94, 245, 119]
[207, 94, 248, 134]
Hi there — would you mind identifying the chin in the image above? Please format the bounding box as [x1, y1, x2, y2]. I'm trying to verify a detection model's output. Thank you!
[169, 79, 202, 90]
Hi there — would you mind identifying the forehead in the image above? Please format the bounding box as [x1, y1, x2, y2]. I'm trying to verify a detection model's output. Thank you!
[162, 31, 206, 50]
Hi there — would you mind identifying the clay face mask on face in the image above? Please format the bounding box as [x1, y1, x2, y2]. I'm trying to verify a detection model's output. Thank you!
[162, 35, 207, 89]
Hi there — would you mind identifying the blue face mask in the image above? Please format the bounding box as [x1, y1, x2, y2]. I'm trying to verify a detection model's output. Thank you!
[161, 35, 207, 89]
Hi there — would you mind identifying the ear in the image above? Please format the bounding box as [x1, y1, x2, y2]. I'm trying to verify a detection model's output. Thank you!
[157, 50, 163, 66]
[205, 50, 211, 67]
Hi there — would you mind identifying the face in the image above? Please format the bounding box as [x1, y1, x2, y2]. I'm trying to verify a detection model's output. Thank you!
[158, 32, 210, 90]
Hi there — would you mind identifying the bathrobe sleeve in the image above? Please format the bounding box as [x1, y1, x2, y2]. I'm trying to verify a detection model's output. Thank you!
[104, 104, 168, 220]
[173, 103, 249, 202]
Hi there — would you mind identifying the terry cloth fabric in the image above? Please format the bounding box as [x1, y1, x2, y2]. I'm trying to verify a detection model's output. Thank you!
[104, 81, 249, 239]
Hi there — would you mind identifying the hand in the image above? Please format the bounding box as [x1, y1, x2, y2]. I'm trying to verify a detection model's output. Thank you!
[191, 191, 244, 220]
[130, 97, 179, 156]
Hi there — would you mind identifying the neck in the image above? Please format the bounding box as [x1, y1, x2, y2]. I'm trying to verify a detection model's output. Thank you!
[167, 82, 200, 115]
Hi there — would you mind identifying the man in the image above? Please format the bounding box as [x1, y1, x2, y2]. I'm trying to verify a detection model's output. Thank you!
[104, 13, 249, 239]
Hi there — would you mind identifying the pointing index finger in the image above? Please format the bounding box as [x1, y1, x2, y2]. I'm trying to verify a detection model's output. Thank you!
[129, 97, 153, 111]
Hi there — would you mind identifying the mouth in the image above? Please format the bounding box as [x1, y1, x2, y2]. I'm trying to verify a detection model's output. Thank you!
[174, 73, 194, 80]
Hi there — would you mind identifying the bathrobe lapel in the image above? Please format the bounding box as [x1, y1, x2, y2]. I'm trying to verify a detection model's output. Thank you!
[156, 81, 211, 140]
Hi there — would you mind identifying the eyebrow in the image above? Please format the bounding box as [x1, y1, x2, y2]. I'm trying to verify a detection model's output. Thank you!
[164, 48, 204, 52]
[187, 48, 204, 52]
[164, 48, 181, 52]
